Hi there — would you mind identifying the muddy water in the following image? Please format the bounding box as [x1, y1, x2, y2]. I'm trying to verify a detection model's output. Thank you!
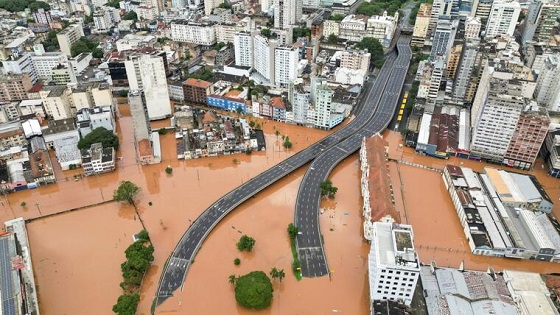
[27, 202, 143, 314]
[383, 130, 560, 274]
[152, 155, 370, 315]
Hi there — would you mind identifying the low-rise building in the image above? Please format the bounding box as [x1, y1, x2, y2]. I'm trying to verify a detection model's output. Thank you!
[76, 106, 115, 138]
[81, 142, 116, 176]
[183, 78, 213, 104]
[42, 118, 81, 170]
[442, 164, 559, 261]
[0, 122, 26, 150]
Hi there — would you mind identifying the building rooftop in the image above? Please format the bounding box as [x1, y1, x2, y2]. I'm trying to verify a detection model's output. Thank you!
[42, 118, 76, 135]
[372, 222, 419, 270]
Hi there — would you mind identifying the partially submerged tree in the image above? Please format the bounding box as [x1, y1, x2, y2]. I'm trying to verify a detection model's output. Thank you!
[113, 181, 140, 204]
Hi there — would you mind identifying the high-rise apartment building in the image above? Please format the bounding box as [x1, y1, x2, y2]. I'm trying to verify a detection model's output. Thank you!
[56, 24, 84, 56]
[464, 16, 481, 40]
[32, 8, 52, 25]
[535, 54, 560, 111]
[313, 84, 334, 129]
[253, 34, 277, 85]
[274, 47, 298, 87]
[428, 0, 457, 35]
[233, 32, 253, 67]
[484, 0, 520, 39]
[412, 3, 433, 46]
[274, 0, 302, 29]
[288, 83, 310, 125]
[368, 222, 420, 308]
[472, 0, 494, 31]
[171, 21, 216, 46]
[453, 40, 479, 100]
[0, 74, 32, 102]
[125, 53, 172, 120]
[503, 104, 549, 170]
[430, 18, 457, 62]
[471, 85, 526, 163]
[534, 2, 560, 43]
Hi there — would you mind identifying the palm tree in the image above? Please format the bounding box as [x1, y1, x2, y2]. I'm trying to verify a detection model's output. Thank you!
[228, 274, 236, 284]
[277, 269, 285, 282]
[270, 267, 279, 280]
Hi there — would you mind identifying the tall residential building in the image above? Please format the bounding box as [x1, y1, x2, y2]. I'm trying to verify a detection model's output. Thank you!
[39, 86, 73, 120]
[534, 2, 560, 43]
[535, 54, 560, 111]
[274, 47, 298, 87]
[253, 35, 277, 85]
[412, 3, 433, 46]
[472, 0, 494, 30]
[484, 0, 520, 39]
[522, 0, 543, 45]
[368, 222, 420, 308]
[429, 0, 457, 35]
[274, 0, 302, 29]
[453, 40, 479, 100]
[204, 0, 224, 15]
[446, 44, 463, 79]
[340, 50, 371, 71]
[125, 53, 172, 120]
[170, 21, 216, 46]
[289, 83, 310, 125]
[464, 16, 481, 40]
[313, 84, 334, 129]
[233, 32, 253, 67]
[0, 74, 32, 102]
[128, 91, 155, 164]
[430, 18, 457, 62]
[471, 86, 526, 162]
[56, 24, 84, 56]
[32, 8, 52, 25]
[503, 104, 549, 170]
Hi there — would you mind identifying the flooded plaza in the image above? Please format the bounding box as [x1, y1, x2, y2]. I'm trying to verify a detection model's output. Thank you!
[7, 105, 560, 314]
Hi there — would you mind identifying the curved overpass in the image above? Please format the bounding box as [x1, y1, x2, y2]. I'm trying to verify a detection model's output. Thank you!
[154, 44, 403, 306]
[294, 37, 412, 277]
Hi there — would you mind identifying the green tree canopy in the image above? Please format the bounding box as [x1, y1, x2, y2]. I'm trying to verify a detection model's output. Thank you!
[112, 294, 140, 315]
[113, 181, 141, 204]
[355, 37, 384, 66]
[292, 27, 311, 40]
[287, 223, 298, 239]
[237, 235, 256, 252]
[260, 28, 272, 38]
[29, 1, 50, 11]
[328, 34, 338, 44]
[77, 127, 119, 150]
[330, 14, 345, 21]
[320, 180, 338, 198]
[105, 0, 121, 8]
[123, 10, 138, 21]
[234, 271, 273, 310]
[70, 36, 100, 57]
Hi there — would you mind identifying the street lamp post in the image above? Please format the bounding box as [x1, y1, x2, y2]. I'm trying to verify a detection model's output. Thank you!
[35, 203, 42, 216]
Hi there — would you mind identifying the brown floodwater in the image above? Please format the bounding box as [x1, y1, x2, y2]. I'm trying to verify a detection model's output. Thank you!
[151, 155, 371, 315]
[12, 107, 560, 314]
[383, 130, 560, 274]
[27, 202, 143, 314]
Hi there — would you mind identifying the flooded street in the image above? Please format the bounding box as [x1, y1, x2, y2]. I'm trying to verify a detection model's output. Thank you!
[153, 155, 371, 315]
[384, 130, 560, 274]
[11, 104, 560, 314]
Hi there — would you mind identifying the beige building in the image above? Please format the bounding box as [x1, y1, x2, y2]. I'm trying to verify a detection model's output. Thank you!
[446, 44, 463, 79]
[0, 74, 32, 102]
[0, 122, 26, 150]
[40, 86, 72, 120]
[322, 20, 340, 37]
[340, 49, 371, 72]
[51, 64, 77, 85]
[56, 24, 85, 56]
[465, 17, 481, 40]
[412, 3, 432, 47]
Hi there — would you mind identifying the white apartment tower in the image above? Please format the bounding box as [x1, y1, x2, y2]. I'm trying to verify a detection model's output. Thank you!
[368, 222, 420, 308]
[313, 83, 334, 129]
[125, 54, 172, 120]
[274, 0, 302, 29]
[57, 24, 84, 56]
[484, 0, 520, 39]
[535, 54, 560, 111]
[464, 16, 482, 40]
[274, 47, 298, 87]
[471, 88, 525, 162]
[253, 35, 277, 85]
[234, 32, 253, 67]
[430, 18, 457, 62]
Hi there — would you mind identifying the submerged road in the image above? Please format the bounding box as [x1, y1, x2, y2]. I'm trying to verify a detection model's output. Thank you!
[295, 36, 412, 277]
[155, 37, 410, 307]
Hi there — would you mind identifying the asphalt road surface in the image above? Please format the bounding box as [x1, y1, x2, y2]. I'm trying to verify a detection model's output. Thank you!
[294, 37, 412, 277]
[154, 40, 408, 306]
